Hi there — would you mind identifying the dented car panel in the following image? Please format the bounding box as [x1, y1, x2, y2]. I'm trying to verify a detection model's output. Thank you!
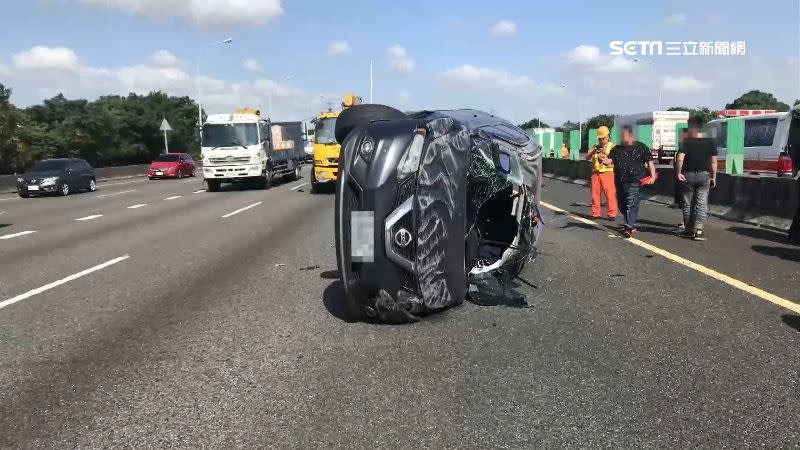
[335, 108, 543, 323]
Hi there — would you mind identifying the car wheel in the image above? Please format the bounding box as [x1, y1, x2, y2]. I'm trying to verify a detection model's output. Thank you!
[191, 168, 196, 177]
[60, 182, 70, 196]
[334, 104, 407, 144]
[177, 169, 183, 179]
[264, 167, 274, 189]
[148, 176, 154, 180]
[206, 179, 221, 192]
[18, 192, 29, 198]
[88, 178, 97, 192]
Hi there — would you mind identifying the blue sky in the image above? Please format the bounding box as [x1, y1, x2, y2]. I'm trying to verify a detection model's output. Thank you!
[1, 0, 798, 125]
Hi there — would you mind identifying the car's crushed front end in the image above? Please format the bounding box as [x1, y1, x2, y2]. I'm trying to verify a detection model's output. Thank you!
[335, 108, 543, 323]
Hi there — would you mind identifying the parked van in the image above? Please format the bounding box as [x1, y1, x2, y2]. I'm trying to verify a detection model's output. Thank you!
[702, 105, 800, 175]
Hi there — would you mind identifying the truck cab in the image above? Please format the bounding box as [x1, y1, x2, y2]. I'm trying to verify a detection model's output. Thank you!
[311, 111, 340, 192]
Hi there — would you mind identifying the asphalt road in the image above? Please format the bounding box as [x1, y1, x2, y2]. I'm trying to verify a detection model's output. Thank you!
[1, 168, 799, 448]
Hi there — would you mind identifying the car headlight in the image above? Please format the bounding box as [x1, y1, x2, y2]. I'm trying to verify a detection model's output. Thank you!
[397, 130, 425, 181]
[16, 177, 24, 183]
[359, 139, 375, 163]
[41, 176, 59, 185]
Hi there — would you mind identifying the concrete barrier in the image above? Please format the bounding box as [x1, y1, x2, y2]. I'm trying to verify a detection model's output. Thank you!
[0, 164, 150, 194]
[541, 157, 798, 230]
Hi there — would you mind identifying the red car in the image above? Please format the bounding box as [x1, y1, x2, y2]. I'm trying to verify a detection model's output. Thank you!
[147, 153, 196, 179]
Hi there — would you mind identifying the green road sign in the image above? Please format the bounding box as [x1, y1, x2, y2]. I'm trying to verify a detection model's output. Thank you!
[675, 121, 688, 150]
[553, 133, 563, 158]
[611, 126, 620, 145]
[569, 130, 580, 160]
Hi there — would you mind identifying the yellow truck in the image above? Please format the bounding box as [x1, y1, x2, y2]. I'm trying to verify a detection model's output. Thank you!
[310, 94, 362, 193]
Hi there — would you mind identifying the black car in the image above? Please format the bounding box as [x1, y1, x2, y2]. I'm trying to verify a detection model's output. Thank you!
[334, 105, 543, 323]
[16, 158, 97, 198]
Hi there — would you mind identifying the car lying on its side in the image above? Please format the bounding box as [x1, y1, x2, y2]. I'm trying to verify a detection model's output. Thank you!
[334, 105, 544, 323]
[16, 158, 97, 198]
[147, 153, 196, 179]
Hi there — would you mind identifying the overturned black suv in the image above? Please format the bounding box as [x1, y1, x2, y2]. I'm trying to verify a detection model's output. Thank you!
[334, 105, 543, 323]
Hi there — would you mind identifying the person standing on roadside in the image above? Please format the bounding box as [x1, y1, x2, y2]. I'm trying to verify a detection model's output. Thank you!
[675, 117, 717, 241]
[673, 127, 688, 233]
[586, 125, 617, 220]
[605, 126, 657, 238]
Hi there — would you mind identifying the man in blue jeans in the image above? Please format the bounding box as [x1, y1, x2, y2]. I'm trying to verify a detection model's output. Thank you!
[675, 117, 718, 241]
[606, 126, 657, 238]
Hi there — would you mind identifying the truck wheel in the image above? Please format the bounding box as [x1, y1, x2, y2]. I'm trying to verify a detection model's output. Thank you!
[264, 167, 274, 189]
[207, 179, 221, 192]
[293, 161, 302, 181]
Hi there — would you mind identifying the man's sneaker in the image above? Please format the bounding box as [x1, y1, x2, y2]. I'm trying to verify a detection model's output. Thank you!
[621, 228, 633, 238]
[672, 225, 686, 235]
[691, 230, 707, 241]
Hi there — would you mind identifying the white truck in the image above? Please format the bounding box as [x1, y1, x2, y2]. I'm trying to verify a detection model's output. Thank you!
[614, 110, 690, 164]
[200, 111, 304, 192]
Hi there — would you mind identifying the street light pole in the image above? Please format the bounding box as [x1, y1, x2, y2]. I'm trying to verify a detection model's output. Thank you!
[197, 38, 233, 128]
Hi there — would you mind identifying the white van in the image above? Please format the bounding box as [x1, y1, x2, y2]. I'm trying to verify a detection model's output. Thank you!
[702, 106, 800, 174]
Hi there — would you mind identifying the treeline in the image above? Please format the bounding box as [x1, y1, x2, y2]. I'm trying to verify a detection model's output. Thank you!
[0, 83, 201, 174]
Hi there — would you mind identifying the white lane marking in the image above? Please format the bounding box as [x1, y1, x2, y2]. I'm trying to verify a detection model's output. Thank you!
[539, 201, 800, 314]
[96, 189, 134, 198]
[193, 189, 206, 194]
[290, 182, 308, 191]
[127, 204, 147, 209]
[182, 179, 195, 184]
[164, 195, 182, 200]
[0, 197, 19, 202]
[0, 211, 5, 215]
[0, 230, 37, 240]
[103, 179, 143, 186]
[0, 255, 130, 311]
[75, 214, 103, 221]
[222, 202, 262, 218]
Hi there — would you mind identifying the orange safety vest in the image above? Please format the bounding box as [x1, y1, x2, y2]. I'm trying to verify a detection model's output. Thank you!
[591, 142, 615, 173]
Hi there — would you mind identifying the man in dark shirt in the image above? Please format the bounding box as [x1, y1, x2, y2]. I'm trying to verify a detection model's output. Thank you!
[675, 117, 718, 241]
[606, 126, 657, 238]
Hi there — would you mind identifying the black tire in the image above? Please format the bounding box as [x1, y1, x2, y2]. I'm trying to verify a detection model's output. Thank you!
[177, 169, 183, 179]
[59, 182, 70, 196]
[335, 104, 407, 144]
[293, 160, 302, 181]
[334, 162, 364, 321]
[18, 192, 29, 198]
[206, 179, 221, 192]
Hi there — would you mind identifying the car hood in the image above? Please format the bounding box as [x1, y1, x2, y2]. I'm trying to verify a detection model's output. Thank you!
[21, 170, 63, 181]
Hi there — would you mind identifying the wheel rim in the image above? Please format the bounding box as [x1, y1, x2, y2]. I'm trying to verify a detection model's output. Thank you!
[90, 180, 96, 191]
[61, 183, 69, 195]
[178, 170, 182, 178]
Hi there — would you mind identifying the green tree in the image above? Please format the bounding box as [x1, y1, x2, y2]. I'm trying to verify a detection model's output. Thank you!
[0, 83, 19, 172]
[725, 90, 790, 111]
[582, 114, 615, 149]
[518, 117, 549, 129]
[667, 106, 717, 125]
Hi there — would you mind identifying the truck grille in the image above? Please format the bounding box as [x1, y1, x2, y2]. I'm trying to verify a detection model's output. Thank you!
[209, 156, 250, 164]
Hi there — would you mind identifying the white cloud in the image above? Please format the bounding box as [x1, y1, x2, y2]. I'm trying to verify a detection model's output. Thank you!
[327, 41, 351, 56]
[662, 76, 709, 92]
[77, 0, 283, 30]
[12, 46, 80, 72]
[442, 65, 536, 90]
[665, 13, 687, 25]
[243, 58, 263, 73]
[565, 45, 637, 73]
[4, 45, 319, 121]
[148, 50, 181, 67]
[490, 20, 516, 37]
[387, 45, 415, 74]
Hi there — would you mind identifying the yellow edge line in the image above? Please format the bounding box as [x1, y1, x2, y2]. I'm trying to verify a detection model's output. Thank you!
[539, 200, 800, 314]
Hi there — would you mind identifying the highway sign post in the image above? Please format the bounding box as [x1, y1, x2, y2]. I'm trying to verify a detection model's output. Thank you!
[160, 118, 172, 154]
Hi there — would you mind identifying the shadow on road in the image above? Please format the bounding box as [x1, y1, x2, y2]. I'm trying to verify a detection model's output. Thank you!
[638, 218, 679, 229]
[751, 245, 800, 262]
[560, 222, 602, 231]
[322, 280, 360, 323]
[728, 226, 789, 245]
[320, 270, 340, 280]
[781, 314, 800, 332]
[0, 224, 10, 229]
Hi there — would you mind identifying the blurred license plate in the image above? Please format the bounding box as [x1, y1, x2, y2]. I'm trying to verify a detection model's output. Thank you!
[350, 211, 374, 262]
[27, 185, 39, 191]
[155, 171, 163, 176]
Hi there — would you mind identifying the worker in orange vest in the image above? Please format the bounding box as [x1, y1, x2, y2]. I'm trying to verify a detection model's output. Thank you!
[561, 142, 569, 159]
[586, 126, 617, 219]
